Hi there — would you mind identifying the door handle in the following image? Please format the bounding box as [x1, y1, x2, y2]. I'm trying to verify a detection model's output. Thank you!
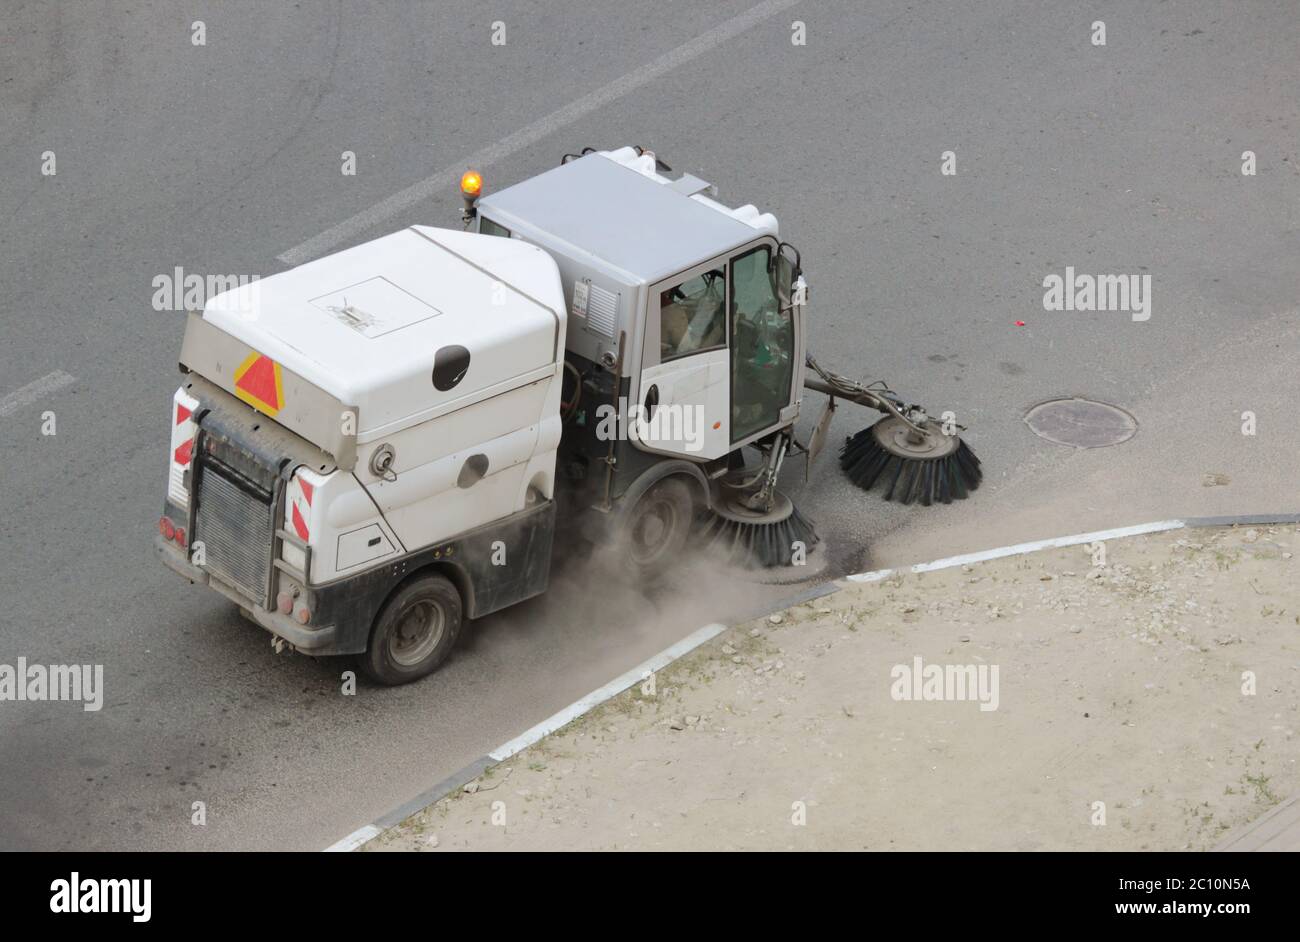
[643, 384, 659, 419]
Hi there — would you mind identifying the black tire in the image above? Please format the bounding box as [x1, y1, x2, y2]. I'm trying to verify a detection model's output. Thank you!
[359, 573, 462, 685]
[617, 476, 695, 578]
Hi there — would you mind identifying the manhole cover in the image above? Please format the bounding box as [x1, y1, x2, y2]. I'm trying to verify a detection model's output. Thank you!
[1024, 397, 1137, 448]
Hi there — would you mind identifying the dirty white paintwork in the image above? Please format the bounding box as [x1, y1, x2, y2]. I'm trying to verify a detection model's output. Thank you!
[178, 227, 567, 585]
[202, 226, 565, 442]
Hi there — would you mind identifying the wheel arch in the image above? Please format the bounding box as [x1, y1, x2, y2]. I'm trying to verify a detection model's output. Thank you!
[615, 459, 711, 522]
[377, 560, 474, 626]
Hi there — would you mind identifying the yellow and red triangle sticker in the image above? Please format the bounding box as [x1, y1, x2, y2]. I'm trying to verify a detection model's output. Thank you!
[232, 352, 284, 418]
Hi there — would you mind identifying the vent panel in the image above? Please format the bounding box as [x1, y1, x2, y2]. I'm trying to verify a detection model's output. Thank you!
[586, 284, 618, 338]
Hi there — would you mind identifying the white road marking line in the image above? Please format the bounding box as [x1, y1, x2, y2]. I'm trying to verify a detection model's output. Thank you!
[278, 0, 802, 266]
[0, 370, 76, 418]
[488, 622, 727, 761]
[844, 519, 1188, 583]
[323, 823, 382, 853]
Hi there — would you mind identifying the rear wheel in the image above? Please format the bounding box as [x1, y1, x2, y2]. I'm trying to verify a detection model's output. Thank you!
[360, 573, 462, 685]
[617, 476, 695, 578]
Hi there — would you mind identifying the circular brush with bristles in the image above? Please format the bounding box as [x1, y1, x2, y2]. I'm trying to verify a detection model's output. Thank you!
[840, 414, 982, 505]
[698, 493, 820, 569]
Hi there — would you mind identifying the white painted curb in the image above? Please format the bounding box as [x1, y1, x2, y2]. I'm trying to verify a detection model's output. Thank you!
[324, 824, 382, 854]
[844, 519, 1188, 583]
[324, 622, 727, 851]
[488, 622, 727, 761]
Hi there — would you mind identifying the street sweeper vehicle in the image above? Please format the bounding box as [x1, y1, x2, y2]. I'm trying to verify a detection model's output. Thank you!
[157, 146, 981, 685]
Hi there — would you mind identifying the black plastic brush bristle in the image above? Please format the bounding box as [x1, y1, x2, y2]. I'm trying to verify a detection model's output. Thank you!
[698, 505, 820, 569]
[840, 424, 982, 506]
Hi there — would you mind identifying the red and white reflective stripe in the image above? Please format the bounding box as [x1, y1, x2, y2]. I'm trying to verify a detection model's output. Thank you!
[286, 469, 320, 543]
[168, 387, 200, 507]
[291, 501, 310, 541]
[171, 391, 198, 466]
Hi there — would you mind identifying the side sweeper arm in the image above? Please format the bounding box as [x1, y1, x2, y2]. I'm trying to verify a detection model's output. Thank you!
[803, 355, 983, 506]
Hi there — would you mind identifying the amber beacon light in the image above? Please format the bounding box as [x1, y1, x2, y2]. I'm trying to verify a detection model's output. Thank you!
[460, 170, 483, 222]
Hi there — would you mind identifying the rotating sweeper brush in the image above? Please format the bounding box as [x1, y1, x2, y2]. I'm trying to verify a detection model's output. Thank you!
[805, 356, 982, 507]
[695, 358, 982, 572]
[700, 490, 819, 570]
[698, 433, 819, 571]
[841, 414, 982, 505]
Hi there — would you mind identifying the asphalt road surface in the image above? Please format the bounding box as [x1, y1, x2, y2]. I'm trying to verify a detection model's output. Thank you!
[1, 1, 1296, 850]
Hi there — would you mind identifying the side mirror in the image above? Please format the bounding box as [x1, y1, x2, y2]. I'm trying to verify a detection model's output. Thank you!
[773, 242, 802, 312]
[775, 253, 795, 311]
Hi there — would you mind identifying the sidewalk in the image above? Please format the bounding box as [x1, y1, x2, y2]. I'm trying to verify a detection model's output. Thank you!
[364, 523, 1299, 851]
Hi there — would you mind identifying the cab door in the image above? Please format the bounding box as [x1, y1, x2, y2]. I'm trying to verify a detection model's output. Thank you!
[633, 258, 731, 460]
[728, 243, 796, 446]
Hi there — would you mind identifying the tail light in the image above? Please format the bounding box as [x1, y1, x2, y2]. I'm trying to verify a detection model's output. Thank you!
[159, 516, 175, 540]
[173, 527, 187, 548]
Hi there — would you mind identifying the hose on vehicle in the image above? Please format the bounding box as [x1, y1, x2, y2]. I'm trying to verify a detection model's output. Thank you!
[561, 360, 583, 421]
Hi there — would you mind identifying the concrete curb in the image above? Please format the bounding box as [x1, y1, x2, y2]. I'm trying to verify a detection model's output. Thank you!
[324, 511, 1300, 851]
[325, 623, 730, 851]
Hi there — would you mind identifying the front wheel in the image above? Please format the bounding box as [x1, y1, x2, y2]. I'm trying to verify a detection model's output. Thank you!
[616, 476, 696, 579]
[359, 573, 463, 685]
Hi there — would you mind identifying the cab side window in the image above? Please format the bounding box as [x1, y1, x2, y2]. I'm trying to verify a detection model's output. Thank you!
[659, 266, 726, 361]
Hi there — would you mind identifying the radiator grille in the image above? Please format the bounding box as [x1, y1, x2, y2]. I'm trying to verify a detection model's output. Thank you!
[194, 460, 274, 604]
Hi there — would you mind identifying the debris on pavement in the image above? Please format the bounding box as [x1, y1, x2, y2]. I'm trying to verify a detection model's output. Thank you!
[366, 525, 1298, 852]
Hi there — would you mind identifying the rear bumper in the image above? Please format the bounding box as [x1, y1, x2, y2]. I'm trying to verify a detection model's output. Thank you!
[156, 536, 340, 655]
